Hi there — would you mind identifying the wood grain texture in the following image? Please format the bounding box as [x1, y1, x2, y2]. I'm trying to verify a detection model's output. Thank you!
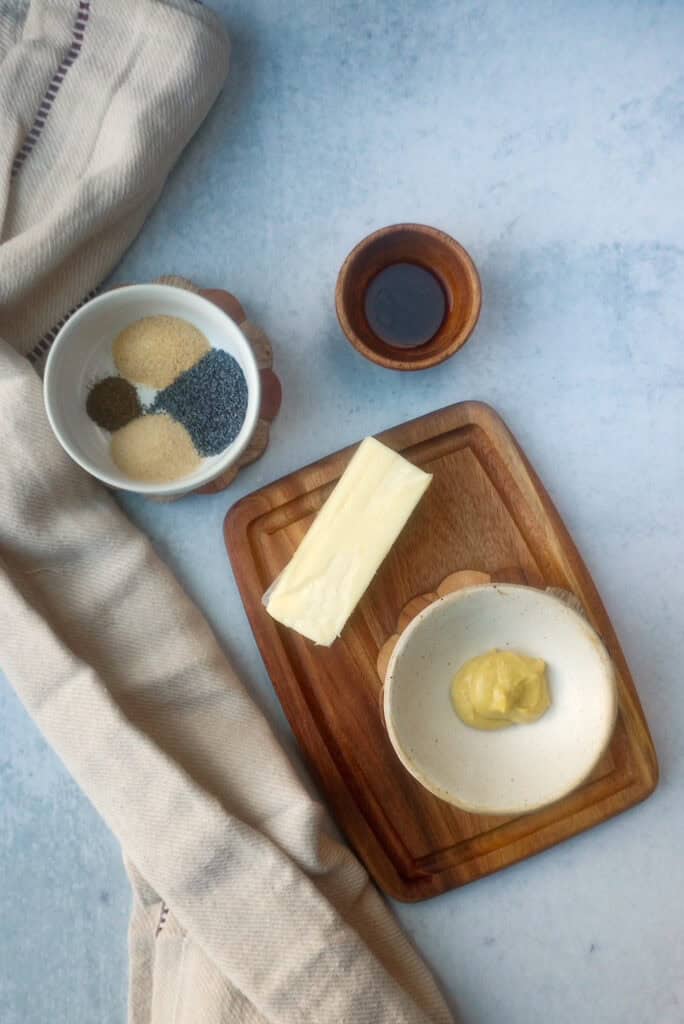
[224, 401, 658, 901]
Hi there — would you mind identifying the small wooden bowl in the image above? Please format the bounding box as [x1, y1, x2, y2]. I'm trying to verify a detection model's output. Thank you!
[335, 223, 481, 371]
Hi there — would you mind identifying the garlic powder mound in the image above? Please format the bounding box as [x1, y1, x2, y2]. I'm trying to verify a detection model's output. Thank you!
[113, 315, 210, 388]
[111, 413, 201, 483]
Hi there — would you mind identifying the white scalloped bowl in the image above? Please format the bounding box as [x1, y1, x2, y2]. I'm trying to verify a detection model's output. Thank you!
[384, 584, 618, 815]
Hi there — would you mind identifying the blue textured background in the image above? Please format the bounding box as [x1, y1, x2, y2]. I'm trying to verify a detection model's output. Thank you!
[2, 2, 683, 1021]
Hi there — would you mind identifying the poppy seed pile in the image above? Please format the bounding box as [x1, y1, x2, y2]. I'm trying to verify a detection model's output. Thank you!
[151, 348, 248, 456]
[84, 314, 249, 484]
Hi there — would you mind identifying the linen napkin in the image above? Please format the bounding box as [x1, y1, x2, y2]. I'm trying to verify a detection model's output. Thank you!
[0, 2, 454, 1022]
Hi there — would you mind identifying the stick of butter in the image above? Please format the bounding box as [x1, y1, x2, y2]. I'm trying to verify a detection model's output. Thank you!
[265, 437, 432, 646]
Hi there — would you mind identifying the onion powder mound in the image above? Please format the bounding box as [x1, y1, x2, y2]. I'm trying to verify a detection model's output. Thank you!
[151, 349, 249, 456]
[111, 413, 201, 483]
[113, 315, 210, 389]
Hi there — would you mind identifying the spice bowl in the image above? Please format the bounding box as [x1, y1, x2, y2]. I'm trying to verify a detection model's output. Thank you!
[44, 284, 261, 498]
[335, 223, 481, 371]
[383, 584, 618, 815]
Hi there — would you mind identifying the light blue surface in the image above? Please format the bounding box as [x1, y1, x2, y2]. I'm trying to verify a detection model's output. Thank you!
[2, 2, 683, 1022]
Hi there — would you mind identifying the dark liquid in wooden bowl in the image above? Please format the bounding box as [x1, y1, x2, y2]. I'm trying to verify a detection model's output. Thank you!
[363, 262, 447, 348]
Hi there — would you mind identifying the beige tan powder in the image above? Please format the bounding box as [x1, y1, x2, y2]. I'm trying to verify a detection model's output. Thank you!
[113, 315, 210, 388]
[111, 413, 201, 483]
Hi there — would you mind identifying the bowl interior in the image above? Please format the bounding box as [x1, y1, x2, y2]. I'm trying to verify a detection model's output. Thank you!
[384, 585, 617, 815]
[44, 285, 261, 495]
[336, 224, 480, 369]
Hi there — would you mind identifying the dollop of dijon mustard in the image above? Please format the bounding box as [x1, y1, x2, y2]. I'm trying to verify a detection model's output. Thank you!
[451, 650, 551, 730]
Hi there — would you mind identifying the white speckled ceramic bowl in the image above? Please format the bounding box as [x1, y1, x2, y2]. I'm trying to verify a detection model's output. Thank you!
[43, 284, 261, 498]
[384, 584, 618, 815]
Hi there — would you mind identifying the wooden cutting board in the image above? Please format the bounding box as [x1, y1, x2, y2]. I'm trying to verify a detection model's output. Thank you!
[224, 401, 658, 901]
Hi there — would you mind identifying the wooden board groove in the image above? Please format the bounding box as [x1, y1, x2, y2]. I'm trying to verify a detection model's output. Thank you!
[225, 401, 658, 901]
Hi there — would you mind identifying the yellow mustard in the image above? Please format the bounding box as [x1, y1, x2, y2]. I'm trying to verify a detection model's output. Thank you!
[451, 649, 551, 731]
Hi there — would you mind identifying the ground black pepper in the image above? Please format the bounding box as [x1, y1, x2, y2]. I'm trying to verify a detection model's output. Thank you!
[86, 376, 141, 431]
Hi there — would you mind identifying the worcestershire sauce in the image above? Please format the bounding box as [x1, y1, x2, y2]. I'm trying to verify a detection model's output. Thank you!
[364, 262, 447, 348]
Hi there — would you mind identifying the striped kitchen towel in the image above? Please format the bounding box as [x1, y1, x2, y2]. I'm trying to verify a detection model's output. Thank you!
[0, 3, 454, 1024]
